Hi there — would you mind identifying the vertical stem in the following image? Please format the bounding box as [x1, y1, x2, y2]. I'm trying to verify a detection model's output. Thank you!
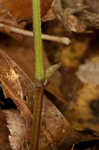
[32, 0, 45, 82]
[32, 87, 43, 150]
[32, 0, 45, 150]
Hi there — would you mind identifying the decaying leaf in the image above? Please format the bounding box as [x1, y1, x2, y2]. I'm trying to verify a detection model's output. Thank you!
[84, 0, 99, 13]
[0, 0, 53, 39]
[52, 0, 99, 32]
[0, 49, 75, 150]
[0, 110, 11, 150]
[0, 34, 66, 112]
[42, 8, 56, 22]
[59, 55, 99, 142]
[77, 61, 99, 86]
[0, 0, 53, 26]
[4, 96, 71, 150]
[0, 49, 33, 122]
[56, 37, 90, 68]
[3, 46, 99, 150]
[4, 110, 26, 150]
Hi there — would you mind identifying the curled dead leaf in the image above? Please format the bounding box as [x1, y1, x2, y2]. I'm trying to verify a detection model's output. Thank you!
[0, 49, 75, 150]
[0, 49, 33, 123]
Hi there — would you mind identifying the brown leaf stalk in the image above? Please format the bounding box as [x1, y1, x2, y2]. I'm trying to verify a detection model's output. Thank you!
[30, 85, 44, 150]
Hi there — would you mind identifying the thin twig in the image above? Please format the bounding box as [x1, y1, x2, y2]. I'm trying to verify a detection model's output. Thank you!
[0, 23, 70, 45]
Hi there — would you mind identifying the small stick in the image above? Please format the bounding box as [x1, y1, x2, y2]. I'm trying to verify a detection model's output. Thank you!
[0, 23, 70, 45]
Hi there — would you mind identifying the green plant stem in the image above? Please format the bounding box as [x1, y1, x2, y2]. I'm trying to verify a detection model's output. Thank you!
[32, 0, 45, 150]
[32, 0, 45, 82]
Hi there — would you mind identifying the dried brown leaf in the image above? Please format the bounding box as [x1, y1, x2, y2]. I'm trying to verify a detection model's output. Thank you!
[0, 0, 53, 26]
[4, 110, 26, 150]
[0, 110, 11, 150]
[0, 49, 75, 150]
[0, 49, 32, 122]
[4, 96, 72, 150]
[0, 0, 53, 38]
[52, 0, 99, 32]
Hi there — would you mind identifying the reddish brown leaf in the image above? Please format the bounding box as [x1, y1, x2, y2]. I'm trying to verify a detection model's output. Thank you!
[0, 49, 73, 150]
[0, 49, 32, 122]
[0, 110, 11, 150]
[0, 0, 53, 39]
[0, 36, 66, 107]
[0, 0, 53, 25]
[4, 96, 71, 150]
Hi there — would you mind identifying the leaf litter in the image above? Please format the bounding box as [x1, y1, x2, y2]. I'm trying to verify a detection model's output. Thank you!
[0, 0, 99, 150]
